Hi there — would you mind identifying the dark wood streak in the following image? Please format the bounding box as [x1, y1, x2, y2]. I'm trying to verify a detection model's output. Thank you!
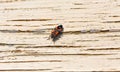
[0, 69, 52, 71]
[74, 3, 83, 5]
[102, 21, 120, 23]
[0, 0, 27, 3]
[0, 43, 33, 46]
[76, 40, 99, 42]
[107, 58, 120, 60]
[109, 15, 120, 17]
[0, 30, 35, 33]
[0, 53, 113, 58]
[7, 19, 53, 21]
[70, 8, 86, 9]
[0, 60, 63, 63]
[0, 50, 22, 53]
[0, 30, 45, 34]
[3, 7, 54, 11]
[87, 47, 120, 51]
[16, 45, 85, 48]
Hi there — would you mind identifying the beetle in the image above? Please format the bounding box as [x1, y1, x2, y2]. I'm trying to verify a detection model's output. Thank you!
[48, 25, 64, 43]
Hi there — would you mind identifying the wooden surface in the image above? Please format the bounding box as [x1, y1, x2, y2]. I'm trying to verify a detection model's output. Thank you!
[0, 0, 120, 71]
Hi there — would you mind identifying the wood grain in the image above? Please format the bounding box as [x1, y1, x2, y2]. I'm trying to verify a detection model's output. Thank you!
[0, 0, 120, 71]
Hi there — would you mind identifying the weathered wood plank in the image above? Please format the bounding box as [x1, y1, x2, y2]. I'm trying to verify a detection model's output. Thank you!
[0, 0, 120, 71]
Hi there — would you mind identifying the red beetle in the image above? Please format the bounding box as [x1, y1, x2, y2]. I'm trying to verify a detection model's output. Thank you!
[48, 25, 64, 43]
